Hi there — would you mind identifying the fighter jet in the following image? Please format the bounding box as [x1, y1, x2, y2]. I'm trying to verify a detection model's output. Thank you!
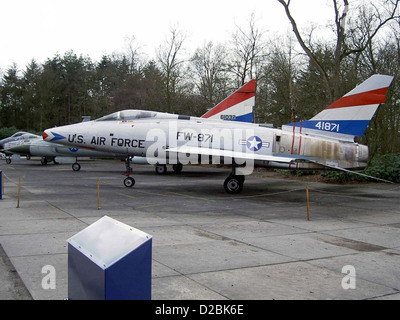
[0, 131, 37, 151]
[43, 75, 393, 194]
[0, 132, 41, 163]
[2, 133, 127, 169]
[2, 80, 256, 173]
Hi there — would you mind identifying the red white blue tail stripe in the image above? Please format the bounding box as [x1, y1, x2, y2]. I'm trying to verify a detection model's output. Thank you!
[201, 80, 255, 123]
[283, 74, 394, 141]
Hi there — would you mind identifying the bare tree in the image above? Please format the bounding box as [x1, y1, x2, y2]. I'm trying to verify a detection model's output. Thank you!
[229, 13, 267, 86]
[123, 35, 145, 74]
[258, 35, 300, 125]
[191, 41, 229, 107]
[277, 0, 400, 102]
[156, 26, 186, 113]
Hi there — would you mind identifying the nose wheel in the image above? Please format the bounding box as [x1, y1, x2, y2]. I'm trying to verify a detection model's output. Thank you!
[72, 162, 81, 171]
[124, 176, 135, 187]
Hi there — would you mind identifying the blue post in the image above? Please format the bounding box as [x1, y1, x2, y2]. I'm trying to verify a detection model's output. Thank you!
[67, 216, 152, 300]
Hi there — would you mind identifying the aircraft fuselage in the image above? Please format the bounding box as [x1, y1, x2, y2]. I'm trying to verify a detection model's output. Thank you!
[43, 115, 369, 172]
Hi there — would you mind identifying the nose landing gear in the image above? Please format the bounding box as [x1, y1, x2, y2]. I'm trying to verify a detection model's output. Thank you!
[124, 156, 135, 187]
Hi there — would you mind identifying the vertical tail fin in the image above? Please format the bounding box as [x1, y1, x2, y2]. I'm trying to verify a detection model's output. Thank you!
[201, 79, 256, 123]
[282, 74, 394, 140]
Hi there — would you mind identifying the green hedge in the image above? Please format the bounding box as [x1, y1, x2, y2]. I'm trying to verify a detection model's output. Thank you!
[321, 153, 400, 183]
[0, 126, 19, 140]
[275, 153, 400, 183]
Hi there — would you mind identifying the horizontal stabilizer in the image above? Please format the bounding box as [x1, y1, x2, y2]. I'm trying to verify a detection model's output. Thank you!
[309, 160, 394, 184]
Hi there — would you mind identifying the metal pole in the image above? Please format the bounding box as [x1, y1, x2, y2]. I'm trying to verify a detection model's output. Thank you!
[97, 179, 101, 210]
[1, 171, 3, 199]
[306, 186, 310, 221]
[17, 178, 21, 208]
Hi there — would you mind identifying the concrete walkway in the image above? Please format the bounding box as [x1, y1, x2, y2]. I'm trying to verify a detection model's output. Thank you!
[1, 158, 400, 300]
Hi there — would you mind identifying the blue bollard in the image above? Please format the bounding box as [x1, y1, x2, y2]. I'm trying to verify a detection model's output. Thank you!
[67, 216, 152, 300]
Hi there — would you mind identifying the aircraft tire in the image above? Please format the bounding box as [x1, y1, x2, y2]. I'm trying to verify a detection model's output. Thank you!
[6, 158, 11, 164]
[224, 175, 243, 194]
[72, 163, 81, 171]
[155, 164, 167, 175]
[41, 157, 47, 165]
[124, 177, 135, 187]
[172, 163, 183, 173]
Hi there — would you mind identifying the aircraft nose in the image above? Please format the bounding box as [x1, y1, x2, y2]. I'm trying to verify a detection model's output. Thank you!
[43, 130, 50, 141]
[7, 144, 30, 154]
[0, 138, 6, 149]
[42, 129, 67, 142]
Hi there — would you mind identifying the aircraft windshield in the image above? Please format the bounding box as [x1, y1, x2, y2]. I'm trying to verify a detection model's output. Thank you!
[95, 109, 178, 121]
[96, 110, 159, 121]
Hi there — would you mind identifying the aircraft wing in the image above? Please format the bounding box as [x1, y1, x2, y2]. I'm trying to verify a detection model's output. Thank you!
[167, 146, 313, 164]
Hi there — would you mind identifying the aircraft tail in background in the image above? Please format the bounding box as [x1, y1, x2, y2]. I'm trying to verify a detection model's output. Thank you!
[282, 74, 394, 141]
[201, 79, 255, 123]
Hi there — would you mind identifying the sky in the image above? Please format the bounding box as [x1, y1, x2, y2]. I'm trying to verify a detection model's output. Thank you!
[0, 0, 334, 72]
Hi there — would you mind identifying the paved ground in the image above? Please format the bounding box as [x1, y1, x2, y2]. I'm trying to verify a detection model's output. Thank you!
[1, 157, 400, 300]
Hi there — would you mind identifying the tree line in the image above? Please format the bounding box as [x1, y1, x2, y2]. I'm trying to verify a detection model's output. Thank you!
[1, 0, 400, 158]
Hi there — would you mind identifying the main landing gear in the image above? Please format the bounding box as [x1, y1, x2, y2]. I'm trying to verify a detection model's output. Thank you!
[224, 175, 245, 194]
[223, 161, 245, 194]
[41, 156, 59, 165]
[155, 163, 183, 175]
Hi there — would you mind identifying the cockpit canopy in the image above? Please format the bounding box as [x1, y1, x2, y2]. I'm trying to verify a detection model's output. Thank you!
[95, 109, 180, 121]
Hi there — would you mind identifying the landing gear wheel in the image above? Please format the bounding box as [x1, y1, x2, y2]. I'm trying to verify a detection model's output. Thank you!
[41, 157, 48, 165]
[6, 158, 11, 164]
[155, 164, 167, 175]
[72, 163, 81, 171]
[237, 175, 245, 184]
[172, 163, 183, 173]
[124, 177, 135, 187]
[224, 175, 244, 194]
